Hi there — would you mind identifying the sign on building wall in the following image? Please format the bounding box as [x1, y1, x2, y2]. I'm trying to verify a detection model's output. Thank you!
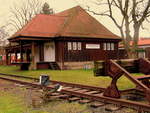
[86, 44, 100, 49]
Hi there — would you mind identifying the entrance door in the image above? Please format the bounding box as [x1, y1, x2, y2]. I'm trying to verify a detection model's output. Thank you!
[44, 42, 55, 62]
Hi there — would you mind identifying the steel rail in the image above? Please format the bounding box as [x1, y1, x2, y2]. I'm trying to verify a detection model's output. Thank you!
[0, 73, 136, 93]
[62, 89, 150, 112]
[0, 73, 105, 91]
[0, 76, 150, 112]
[0, 73, 38, 80]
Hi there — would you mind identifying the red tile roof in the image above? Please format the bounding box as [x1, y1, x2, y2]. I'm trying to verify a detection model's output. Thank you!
[137, 38, 150, 46]
[9, 6, 121, 40]
[11, 15, 67, 38]
[119, 38, 150, 47]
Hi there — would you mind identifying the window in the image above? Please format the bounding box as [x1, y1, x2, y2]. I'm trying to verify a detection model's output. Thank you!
[107, 43, 111, 50]
[73, 42, 77, 50]
[103, 43, 107, 50]
[68, 42, 72, 50]
[111, 43, 115, 50]
[86, 44, 100, 49]
[68, 42, 82, 51]
[78, 42, 82, 50]
[103, 43, 115, 50]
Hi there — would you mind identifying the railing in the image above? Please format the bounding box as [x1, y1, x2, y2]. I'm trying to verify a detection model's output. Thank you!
[94, 59, 139, 76]
[103, 59, 150, 103]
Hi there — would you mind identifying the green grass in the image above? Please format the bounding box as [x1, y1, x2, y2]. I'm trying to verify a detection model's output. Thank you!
[0, 65, 111, 87]
[0, 90, 90, 113]
[28, 101, 90, 113]
[0, 91, 25, 113]
[0, 65, 141, 113]
[0, 65, 141, 89]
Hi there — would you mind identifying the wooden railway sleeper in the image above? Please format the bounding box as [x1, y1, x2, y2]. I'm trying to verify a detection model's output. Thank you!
[0, 76, 150, 111]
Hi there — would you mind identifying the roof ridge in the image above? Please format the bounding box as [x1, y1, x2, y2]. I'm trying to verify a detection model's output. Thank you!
[55, 6, 80, 37]
[37, 14, 69, 17]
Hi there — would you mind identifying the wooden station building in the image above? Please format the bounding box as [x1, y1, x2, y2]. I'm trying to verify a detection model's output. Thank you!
[6, 6, 121, 70]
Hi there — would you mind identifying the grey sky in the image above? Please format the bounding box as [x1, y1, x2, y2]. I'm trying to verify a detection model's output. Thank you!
[0, 0, 150, 37]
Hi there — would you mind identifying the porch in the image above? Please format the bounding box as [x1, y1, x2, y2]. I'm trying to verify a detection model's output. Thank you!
[5, 41, 60, 70]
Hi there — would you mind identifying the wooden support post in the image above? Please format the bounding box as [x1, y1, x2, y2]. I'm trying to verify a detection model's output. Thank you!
[25, 49, 28, 62]
[26, 50, 28, 62]
[7, 43, 12, 65]
[39, 43, 44, 62]
[20, 41, 23, 62]
[61, 41, 64, 70]
[6, 52, 8, 65]
[116, 43, 120, 60]
[27, 50, 30, 62]
[29, 41, 36, 70]
[15, 52, 17, 62]
[9, 53, 11, 64]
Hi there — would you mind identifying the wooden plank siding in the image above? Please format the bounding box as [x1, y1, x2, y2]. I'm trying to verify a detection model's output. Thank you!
[5, 39, 119, 64]
[55, 40, 119, 62]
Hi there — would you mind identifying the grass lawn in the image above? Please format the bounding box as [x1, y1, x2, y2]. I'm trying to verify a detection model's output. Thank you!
[0, 88, 90, 113]
[0, 65, 142, 90]
[0, 91, 25, 113]
[0, 65, 141, 113]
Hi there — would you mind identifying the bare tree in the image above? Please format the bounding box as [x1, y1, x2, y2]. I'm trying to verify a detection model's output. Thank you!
[9, 0, 44, 31]
[0, 26, 9, 46]
[87, 0, 150, 58]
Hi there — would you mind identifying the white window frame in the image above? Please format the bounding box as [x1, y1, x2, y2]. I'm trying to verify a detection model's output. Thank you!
[73, 42, 77, 50]
[78, 42, 82, 50]
[103, 43, 107, 50]
[111, 43, 115, 50]
[104, 43, 115, 50]
[107, 43, 111, 50]
[68, 42, 72, 50]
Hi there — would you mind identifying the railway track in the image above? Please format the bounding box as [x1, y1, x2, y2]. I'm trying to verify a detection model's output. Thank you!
[0, 73, 105, 91]
[0, 73, 150, 112]
[0, 73, 133, 93]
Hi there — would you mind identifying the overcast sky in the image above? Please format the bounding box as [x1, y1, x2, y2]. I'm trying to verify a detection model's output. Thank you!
[0, 0, 78, 26]
[1, 0, 150, 37]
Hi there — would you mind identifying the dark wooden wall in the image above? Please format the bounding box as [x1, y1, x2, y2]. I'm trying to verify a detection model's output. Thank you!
[55, 41, 65, 62]
[55, 40, 119, 62]
[145, 47, 150, 58]
[118, 49, 128, 59]
[7, 38, 120, 64]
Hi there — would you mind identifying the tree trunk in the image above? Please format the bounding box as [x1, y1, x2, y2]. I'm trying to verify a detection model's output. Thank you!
[126, 50, 137, 59]
[123, 22, 140, 59]
[132, 24, 140, 59]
